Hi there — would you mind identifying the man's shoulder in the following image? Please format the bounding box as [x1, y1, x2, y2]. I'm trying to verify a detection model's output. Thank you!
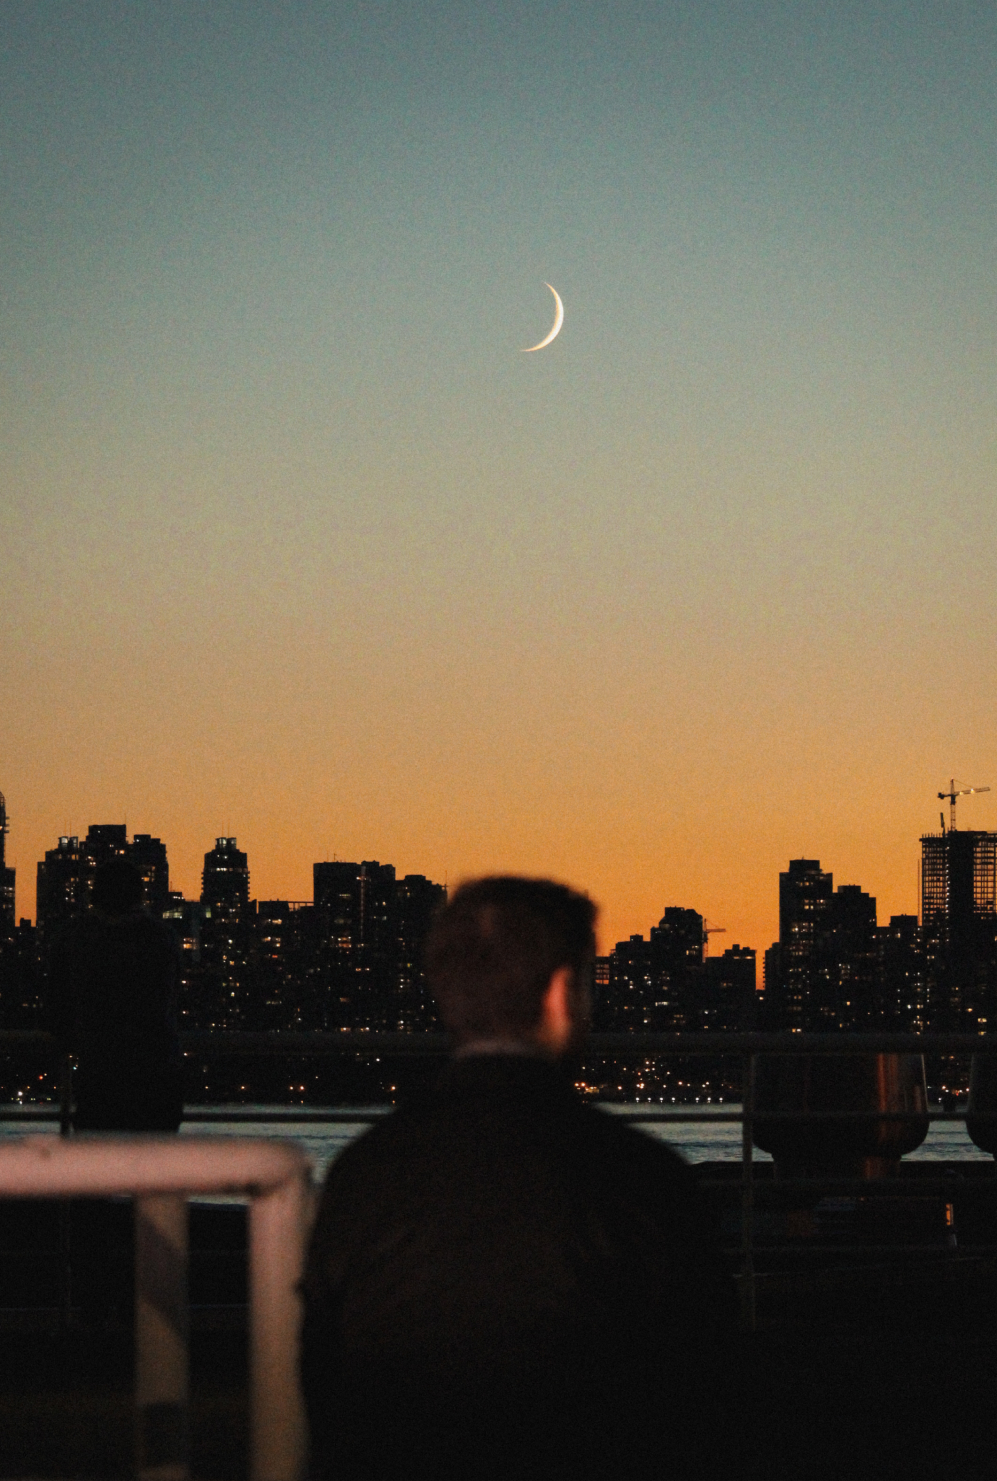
[577, 1100, 692, 1163]
[568, 1100, 701, 1207]
[317, 1098, 434, 1182]
[324, 1082, 694, 1190]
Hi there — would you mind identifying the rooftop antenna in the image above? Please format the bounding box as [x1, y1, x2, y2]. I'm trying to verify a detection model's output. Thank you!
[938, 778, 990, 831]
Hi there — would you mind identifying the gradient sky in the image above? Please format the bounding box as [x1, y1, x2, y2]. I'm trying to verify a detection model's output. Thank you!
[3, 1, 996, 956]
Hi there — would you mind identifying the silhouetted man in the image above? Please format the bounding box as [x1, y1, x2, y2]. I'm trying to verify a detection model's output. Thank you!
[302, 876, 736, 1480]
[49, 857, 183, 1131]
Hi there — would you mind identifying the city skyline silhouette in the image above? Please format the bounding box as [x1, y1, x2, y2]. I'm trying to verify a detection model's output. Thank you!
[3, 4, 996, 957]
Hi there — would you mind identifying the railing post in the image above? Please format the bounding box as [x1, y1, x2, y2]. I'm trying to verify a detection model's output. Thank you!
[135, 1192, 190, 1481]
[740, 1052, 756, 1332]
[59, 1054, 73, 1330]
[59, 1054, 73, 1138]
[249, 1168, 308, 1481]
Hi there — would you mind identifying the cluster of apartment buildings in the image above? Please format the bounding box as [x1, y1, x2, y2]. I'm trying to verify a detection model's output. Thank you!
[2, 789, 996, 1043]
[598, 834, 997, 1037]
[0, 805, 446, 1035]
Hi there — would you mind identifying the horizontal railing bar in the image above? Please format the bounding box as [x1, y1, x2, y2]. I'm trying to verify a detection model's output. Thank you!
[722, 1245, 980, 1255]
[172, 1107, 985, 1125]
[181, 1107, 396, 1123]
[617, 1110, 977, 1122]
[178, 1031, 997, 1055]
[0, 1135, 309, 1198]
[586, 1033, 997, 1054]
[723, 1110, 970, 1122]
[0, 1104, 986, 1125]
[701, 1177, 995, 1192]
[4, 1030, 997, 1055]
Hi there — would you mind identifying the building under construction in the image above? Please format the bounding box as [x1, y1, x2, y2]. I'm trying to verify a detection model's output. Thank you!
[920, 829, 997, 1030]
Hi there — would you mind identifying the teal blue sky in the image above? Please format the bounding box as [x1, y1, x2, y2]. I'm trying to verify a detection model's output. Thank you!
[3, 2, 996, 951]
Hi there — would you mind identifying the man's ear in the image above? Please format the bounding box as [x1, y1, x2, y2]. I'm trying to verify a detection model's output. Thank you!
[535, 967, 574, 1056]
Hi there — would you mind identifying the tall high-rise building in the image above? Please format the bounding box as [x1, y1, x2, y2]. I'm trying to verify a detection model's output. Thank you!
[198, 838, 251, 1029]
[701, 945, 757, 1032]
[249, 900, 316, 1030]
[36, 824, 170, 942]
[921, 829, 997, 1030]
[82, 823, 129, 868]
[36, 836, 86, 945]
[202, 837, 250, 914]
[130, 834, 170, 916]
[779, 859, 833, 1029]
[594, 907, 705, 1032]
[594, 934, 655, 1031]
[763, 861, 881, 1030]
[878, 914, 925, 1031]
[762, 859, 833, 1030]
[0, 792, 14, 940]
[79, 824, 131, 913]
[650, 907, 705, 1029]
[313, 860, 399, 1029]
[827, 884, 879, 1030]
[396, 875, 447, 1029]
[0, 793, 34, 1030]
[313, 861, 445, 1030]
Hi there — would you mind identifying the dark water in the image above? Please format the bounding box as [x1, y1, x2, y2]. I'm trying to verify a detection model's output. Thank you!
[170, 1103, 989, 1184]
[0, 1103, 987, 1190]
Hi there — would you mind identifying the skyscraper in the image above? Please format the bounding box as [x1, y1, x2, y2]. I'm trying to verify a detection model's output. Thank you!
[249, 899, 316, 1030]
[198, 838, 251, 1029]
[826, 884, 879, 1030]
[313, 860, 399, 1029]
[594, 907, 705, 1032]
[0, 793, 38, 1032]
[701, 945, 757, 1032]
[920, 829, 997, 1031]
[82, 823, 129, 870]
[36, 824, 170, 942]
[763, 861, 877, 1030]
[649, 907, 705, 1029]
[312, 861, 446, 1030]
[396, 875, 447, 1028]
[594, 934, 655, 1031]
[36, 836, 86, 946]
[878, 914, 925, 1031]
[0, 792, 14, 941]
[130, 834, 170, 916]
[766, 859, 834, 1031]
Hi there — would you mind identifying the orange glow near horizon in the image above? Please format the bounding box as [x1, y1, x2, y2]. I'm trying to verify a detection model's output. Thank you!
[4, 7, 997, 967]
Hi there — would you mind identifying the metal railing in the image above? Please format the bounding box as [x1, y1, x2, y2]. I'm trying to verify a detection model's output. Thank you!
[0, 1134, 309, 1481]
[0, 1033, 993, 1384]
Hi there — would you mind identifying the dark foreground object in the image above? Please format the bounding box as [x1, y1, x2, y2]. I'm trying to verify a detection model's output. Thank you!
[0, 1193, 995, 1478]
[0, 1328, 247, 1480]
[0, 1262, 994, 1480]
[303, 1056, 737, 1481]
[0, 1200, 248, 1480]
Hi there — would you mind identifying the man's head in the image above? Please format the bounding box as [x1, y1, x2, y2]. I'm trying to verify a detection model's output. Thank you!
[92, 858, 145, 916]
[425, 876, 596, 1053]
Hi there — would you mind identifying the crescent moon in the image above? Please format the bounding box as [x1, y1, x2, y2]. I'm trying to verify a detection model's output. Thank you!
[521, 283, 564, 352]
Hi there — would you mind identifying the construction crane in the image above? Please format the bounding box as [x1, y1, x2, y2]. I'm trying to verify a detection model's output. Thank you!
[702, 921, 726, 958]
[938, 778, 990, 832]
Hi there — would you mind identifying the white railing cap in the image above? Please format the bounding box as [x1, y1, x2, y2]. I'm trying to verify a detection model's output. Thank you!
[0, 1135, 311, 1199]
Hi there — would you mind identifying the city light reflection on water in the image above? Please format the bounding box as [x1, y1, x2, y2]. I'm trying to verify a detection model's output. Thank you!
[0, 1106, 986, 1198]
[167, 1105, 990, 1187]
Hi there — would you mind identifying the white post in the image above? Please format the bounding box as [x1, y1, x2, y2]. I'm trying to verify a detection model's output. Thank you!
[249, 1174, 308, 1481]
[0, 1137, 310, 1481]
[135, 1192, 190, 1481]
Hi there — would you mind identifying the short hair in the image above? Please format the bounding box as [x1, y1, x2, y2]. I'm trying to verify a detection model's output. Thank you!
[92, 858, 145, 915]
[425, 876, 597, 1043]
